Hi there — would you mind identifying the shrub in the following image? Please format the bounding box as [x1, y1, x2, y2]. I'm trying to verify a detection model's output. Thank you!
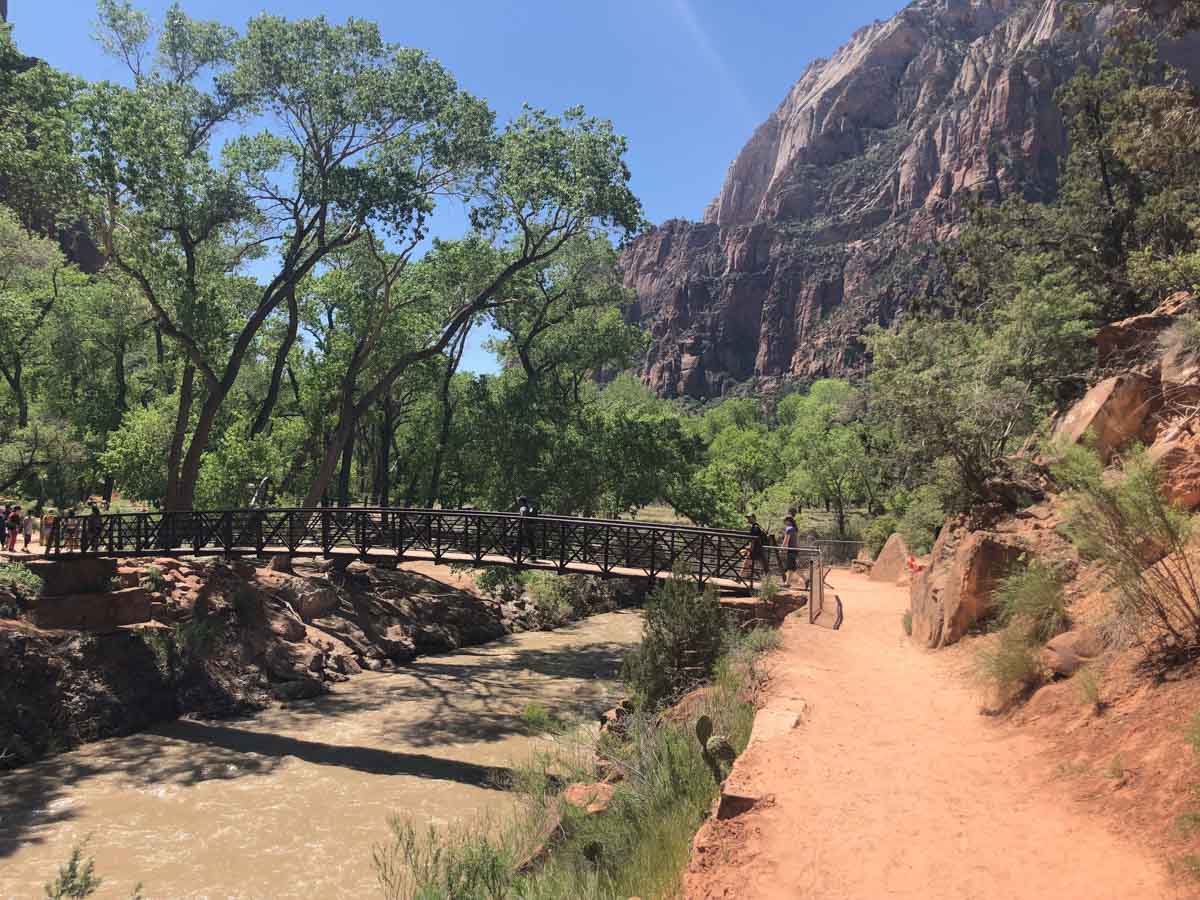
[977, 626, 1041, 700]
[519, 703, 565, 736]
[473, 567, 525, 602]
[898, 484, 947, 555]
[993, 559, 1068, 644]
[863, 514, 899, 558]
[172, 617, 223, 661]
[524, 574, 616, 629]
[374, 815, 513, 900]
[621, 574, 727, 710]
[1075, 665, 1103, 712]
[1159, 314, 1200, 356]
[758, 575, 781, 604]
[902, 609, 913, 636]
[1055, 444, 1200, 651]
[139, 566, 166, 592]
[1186, 711, 1200, 756]
[0, 562, 42, 599]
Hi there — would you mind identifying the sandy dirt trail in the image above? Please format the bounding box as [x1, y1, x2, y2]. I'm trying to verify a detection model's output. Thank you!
[686, 571, 1180, 900]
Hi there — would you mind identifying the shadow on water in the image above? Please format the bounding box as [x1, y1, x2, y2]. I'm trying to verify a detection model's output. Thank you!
[274, 636, 632, 747]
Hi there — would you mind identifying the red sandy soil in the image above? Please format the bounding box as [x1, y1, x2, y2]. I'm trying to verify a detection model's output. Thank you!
[683, 571, 1184, 900]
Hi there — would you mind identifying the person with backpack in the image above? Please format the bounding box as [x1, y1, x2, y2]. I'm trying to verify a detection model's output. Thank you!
[740, 513, 769, 580]
[42, 509, 59, 555]
[5, 505, 22, 552]
[514, 495, 539, 560]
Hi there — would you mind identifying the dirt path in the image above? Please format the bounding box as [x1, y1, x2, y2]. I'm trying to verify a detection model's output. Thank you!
[685, 571, 1181, 900]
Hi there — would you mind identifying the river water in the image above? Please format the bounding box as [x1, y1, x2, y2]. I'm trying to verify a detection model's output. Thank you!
[0, 610, 642, 899]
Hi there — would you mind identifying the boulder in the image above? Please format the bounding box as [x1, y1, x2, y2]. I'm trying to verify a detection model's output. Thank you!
[272, 573, 341, 622]
[271, 678, 327, 701]
[1040, 627, 1106, 677]
[1052, 373, 1160, 461]
[1148, 430, 1200, 511]
[1094, 291, 1195, 366]
[22, 557, 117, 596]
[1159, 336, 1200, 407]
[561, 782, 615, 816]
[870, 533, 910, 582]
[910, 524, 1024, 648]
[263, 639, 324, 680]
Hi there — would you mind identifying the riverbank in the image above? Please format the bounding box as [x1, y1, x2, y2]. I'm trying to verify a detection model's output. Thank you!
[0, 610, 643, 898]
[0, 558, 638, 770]
[683, 571, 1173, 900]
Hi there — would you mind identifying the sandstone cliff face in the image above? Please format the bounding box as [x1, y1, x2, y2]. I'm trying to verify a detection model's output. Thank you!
[621, 0, 1119, 399]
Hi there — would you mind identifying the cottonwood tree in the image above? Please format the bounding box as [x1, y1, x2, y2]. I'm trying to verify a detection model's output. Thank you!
[82, 3, 492, 509]
[299, 105, 644, 507]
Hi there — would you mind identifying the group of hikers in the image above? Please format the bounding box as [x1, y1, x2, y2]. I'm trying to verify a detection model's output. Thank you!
[742, 512, 810, 587]
[2, 502, 104, 555]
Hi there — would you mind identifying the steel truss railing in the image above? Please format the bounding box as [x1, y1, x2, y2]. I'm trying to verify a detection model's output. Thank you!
[49, 507, 823, 590]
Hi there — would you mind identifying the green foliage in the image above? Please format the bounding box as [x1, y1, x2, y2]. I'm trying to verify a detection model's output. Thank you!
[1160, 314, 1200, 356]
[0, 562, 43, 598]
[621, 575, 726, 710]
[375, 625, 772, 900]
[897, 484, 947, 556]
[519, 703, 565, 736]
[43, 843, 101, 899]
[472, 567, 525, 603]
[994, 559, 1069, 644]
[139, 566, 166, 592]
[863, 514, 899, 558]
[902, 610, 913, 636]
[758, 576, 781, 604]
[977, 626, 1041, 700]
[172, 617, 223, 661]
[1185, 711, 1200, 757]
[1054, 443, 1200, 649]
[1075, 665, 1103, 712]
[524, 574, 616, 630]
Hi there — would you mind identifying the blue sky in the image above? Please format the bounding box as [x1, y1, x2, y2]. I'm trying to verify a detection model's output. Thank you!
[8, 0, 907, 371]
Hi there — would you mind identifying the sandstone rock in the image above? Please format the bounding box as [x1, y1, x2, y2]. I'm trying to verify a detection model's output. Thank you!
[271, 678, 327, 701]
[1040, 627, 1106, 677]
[271, 572, 341, 622]
[562, 782, 615, 815]
[1094, 291, 1196, 366]
[263, 639, 324, 680]
[22, 557, 117, 596]
[1148, 430, 1200, 511]
[29, 587, 151, 630]
[1052, 373, 1159, 461]
[1159, 335, 1200, 407]
[910, 525, 1024, 649]
[870, 533, 910, 583]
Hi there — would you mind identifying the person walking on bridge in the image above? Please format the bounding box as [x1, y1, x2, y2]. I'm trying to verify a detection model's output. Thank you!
[780, 514, 800, 587]
[5, 505, 21, 552]
[740, 513, 768, 580]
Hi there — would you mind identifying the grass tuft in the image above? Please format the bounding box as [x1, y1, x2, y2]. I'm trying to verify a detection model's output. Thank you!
[994, 559, 1068, 644]
[977, 626, 1041, 699]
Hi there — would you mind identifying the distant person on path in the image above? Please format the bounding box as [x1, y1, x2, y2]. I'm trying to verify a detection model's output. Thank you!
[515, 495, 538, 559]
[780, 514, 800, 586]
[42, 509, 59, 555]
[87, 503, 103, 552]
[21, 510, 35, 551]
[5, 505, 21, 552]
[63, 508, 79, 551]
[740, 514, 768, 580]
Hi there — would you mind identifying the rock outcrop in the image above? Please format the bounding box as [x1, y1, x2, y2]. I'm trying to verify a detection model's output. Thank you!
[910, 522, 1024, 648]
[1051, 373, 1160, 461]
[869, 533, 910, 582]
[620, 1, 1197, 398]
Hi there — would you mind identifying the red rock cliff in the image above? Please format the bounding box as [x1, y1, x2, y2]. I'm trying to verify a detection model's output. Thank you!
[621, 0, 1144, 398]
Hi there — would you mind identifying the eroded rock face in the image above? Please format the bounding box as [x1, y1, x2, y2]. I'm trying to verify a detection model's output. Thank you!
[1149, 427, 1200, 512]
[910, 522, 1023, 648]
[619, 2, 1198, 399]
[1051, 373, 1159, 461]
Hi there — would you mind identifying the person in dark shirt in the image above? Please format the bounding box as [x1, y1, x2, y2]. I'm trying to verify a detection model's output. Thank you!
[780, 514, 800, 586]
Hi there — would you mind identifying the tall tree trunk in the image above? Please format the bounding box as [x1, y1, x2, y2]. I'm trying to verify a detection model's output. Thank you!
[251, 288, 299, 437]
[426, 327, 470, 507]
[164, 364, 194, 510]
[337, 424, 356, 507]
[376, 398, 393, 507]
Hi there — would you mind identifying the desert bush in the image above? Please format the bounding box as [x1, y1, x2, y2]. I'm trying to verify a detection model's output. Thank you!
[1055, 444, 1200, 651]
[1159, 314, 1200, 355]
[473, 567, 525, 603]
[758, 575, 781, 604]
[621, 574, 726, 710]
[898, 484, 947, 555]
[977, 626, 1041, 699]
[902, 609, 913, 636]
[0, 562, 42, 598]
[139, 566, 166, 592]
[993, 558, 1068, 643]
[172, 617, 223, 661]
[519, 703, 566, 736]
[524, 574, 617, 629]
[44, 844, 101, 899]
[374, 815, 513, 900]
[1074, 664, 1103, 712]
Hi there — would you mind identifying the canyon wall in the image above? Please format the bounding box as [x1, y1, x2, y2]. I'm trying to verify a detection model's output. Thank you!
[621, 0, 1123, 398]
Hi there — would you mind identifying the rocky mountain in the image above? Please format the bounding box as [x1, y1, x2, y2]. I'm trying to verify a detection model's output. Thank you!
[621, 0, 1144, 399]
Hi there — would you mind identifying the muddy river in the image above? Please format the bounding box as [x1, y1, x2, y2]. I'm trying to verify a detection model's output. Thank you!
[0, 611, 642, 899]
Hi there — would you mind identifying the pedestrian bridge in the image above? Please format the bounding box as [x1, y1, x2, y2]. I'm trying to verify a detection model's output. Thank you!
[47, 506, 825, 595]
